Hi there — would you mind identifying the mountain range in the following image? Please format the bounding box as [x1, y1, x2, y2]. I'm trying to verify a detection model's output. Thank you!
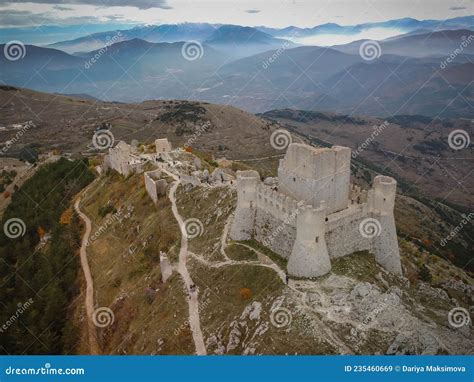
[45, 16, 474, 53]
[1, 19, 473, 118]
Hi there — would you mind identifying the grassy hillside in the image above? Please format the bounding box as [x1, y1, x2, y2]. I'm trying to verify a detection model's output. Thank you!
[78, 171, 194, 354]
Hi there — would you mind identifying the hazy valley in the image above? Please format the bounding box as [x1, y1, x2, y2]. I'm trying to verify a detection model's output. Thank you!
[0, 12, 472, 357]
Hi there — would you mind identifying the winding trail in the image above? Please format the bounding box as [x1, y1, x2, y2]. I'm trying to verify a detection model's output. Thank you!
[164, 166, 350, 354]
[166, 171, 207, 355]
[74, 197, 100, 355]
[223, 234, 352, 354]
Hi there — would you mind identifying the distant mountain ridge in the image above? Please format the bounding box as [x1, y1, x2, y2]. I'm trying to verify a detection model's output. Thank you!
[46, 16, 474, 54]
[48, 23, 220, 54]
[257, 15, 474, 38]
[332, 29, 474, 58]
[204, 25, 295, 58]
[1, 23, 473, 118]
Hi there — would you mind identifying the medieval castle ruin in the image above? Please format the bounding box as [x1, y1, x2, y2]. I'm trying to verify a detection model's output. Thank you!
[103, 136, 401, 280]
[230, 143, 402, 279]
[104, 138, 172, 177]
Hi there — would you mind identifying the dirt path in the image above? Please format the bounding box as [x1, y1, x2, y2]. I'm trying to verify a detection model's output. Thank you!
[165, 171, 207, 355]
[74, 197, 100, 355]
[163, 166, 350, 354]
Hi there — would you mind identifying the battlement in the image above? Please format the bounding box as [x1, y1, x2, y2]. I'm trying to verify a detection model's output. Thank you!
[256, 183, 300, 222]
[230, 141, 402, 279]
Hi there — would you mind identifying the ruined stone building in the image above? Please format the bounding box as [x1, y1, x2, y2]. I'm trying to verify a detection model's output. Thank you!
[104, 138, 173, 176]
[103, 141, 146, 176]
[230, 143, 402, 279]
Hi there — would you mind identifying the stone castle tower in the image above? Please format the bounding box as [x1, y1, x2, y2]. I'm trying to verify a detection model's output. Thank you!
[230, 143, 402, 278]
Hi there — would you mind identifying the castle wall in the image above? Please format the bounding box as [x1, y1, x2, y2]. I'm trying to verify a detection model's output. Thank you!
[253, 183, 300, 258]
[229, 144, 402, 278]
[144, 170, 161, 204]
[106, 142, 132, 175]
[278, 144, 350, 214]
[254, 208, 296, 259]
[229, 170, 260, 241]
[144, 170, 168, 204]
[325, 205, 372, 259]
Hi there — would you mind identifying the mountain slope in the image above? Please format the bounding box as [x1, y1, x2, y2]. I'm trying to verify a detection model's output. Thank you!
[258, 16, 474, 38]
[72, 145, 473, 355]
[0, 40, 227, 100]
[2, 33, 473, 117]
[321, 60, 474, 117]
[44, 15, 474, 54]
[1, 86, 472, 355]
[204, 25, 295, 58]
[332, 29, 474, 58]
[47, 23, 219, 54]
[0, 86, 281, 160]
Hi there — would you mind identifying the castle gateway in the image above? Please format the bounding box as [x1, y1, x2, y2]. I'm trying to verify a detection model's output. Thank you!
[230, 143, 402, 279]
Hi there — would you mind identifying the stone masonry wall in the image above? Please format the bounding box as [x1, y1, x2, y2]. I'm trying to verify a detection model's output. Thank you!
[325, 205, 373, 259]
[254, 208, 296, 259]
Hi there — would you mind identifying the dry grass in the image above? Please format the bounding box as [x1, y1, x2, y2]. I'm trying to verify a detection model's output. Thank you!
[176, 184, 236, 262]
[77, 171, 193, 354]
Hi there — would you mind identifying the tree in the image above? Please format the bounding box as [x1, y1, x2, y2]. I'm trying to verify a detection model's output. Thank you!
[418, 264, 432, 283]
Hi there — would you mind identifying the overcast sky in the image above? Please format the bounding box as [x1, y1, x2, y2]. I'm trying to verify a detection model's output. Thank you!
[0, 0, 472, 28]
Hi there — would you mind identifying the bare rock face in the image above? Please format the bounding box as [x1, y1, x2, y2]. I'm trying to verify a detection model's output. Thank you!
[210, 168, 234, 184]
[349, 283, 406, 330]
[387, 330, 441, 355]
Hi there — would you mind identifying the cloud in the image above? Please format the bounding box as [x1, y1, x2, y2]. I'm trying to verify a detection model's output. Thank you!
[245, 9, 261, 14]
[0, 0, 171, 10]
[104, 14, 125, 21]
[53, 5, 74, 11]
[0, 9, 102, 27]
[449, 6, 467, 11]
